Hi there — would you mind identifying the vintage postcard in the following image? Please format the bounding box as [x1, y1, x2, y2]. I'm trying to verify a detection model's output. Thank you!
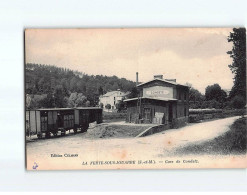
[25, 28, 246, 170]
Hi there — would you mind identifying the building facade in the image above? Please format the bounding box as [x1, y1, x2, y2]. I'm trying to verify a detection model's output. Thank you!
[99, 90, 128, 111]
[124, 75, 189, 128]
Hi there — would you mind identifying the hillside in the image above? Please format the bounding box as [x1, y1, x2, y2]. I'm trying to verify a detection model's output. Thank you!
[25, 63, 136, 108]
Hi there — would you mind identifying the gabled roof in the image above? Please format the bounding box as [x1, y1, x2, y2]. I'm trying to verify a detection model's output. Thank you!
[120, 91, 130, 97]
[103, 91, 118, 97]
[102, 90, 129, 97]
[137, 78, 188, 88]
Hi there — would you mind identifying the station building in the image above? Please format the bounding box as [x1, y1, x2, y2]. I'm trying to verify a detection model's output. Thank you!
[124, 74, 189, 128]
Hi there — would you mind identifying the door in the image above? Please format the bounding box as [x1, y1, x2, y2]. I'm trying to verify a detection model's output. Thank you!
[168, 103, 173, 122]
[57, 114, 63, 128]
[41, 116, 48, 131]
[144, 108, 152, 123]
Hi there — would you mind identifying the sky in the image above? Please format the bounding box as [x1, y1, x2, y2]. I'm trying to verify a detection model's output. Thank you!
[25, 28, 234, 94]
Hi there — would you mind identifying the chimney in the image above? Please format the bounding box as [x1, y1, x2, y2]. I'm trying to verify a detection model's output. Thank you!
[154, 75, 163, 79]
[136, 72, 139, 86]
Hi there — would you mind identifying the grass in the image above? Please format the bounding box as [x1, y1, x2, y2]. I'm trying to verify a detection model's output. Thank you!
[175, 117, 247, 155]
[103, 112, 126, 120]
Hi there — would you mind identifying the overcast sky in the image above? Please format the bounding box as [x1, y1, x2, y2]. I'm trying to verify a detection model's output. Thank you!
[25, 28, 233, 93]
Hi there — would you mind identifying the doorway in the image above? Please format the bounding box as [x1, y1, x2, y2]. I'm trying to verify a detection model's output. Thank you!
[57, 114, 63, 128]
[144, 108, 152, 123]
[168, 103, 173, 122]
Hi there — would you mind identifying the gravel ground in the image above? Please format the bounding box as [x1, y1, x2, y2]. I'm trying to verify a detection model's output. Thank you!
[26, 116, 247, 170]
[26, 121, 154, 142]
[85, 124, 154, 139]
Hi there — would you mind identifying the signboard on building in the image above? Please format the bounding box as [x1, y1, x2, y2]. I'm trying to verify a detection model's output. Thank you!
[143, 86, 173, 98]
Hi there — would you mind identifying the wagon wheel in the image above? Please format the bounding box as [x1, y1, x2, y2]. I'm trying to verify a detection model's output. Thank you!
[82, 125, 88, 133]
[45, 132, 50, 138]
[61, 129, 66, 136]
[53, 132, 57, 137]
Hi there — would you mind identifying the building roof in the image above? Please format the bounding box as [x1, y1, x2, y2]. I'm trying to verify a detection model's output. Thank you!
[103, 91, 119, 97]
[36, 108, 74, 111]
[137, 78, 188, 88]
[31, 107, 102, 111]
[75, 107, 102, 110]
[120, 91, 130, 97]
[102, 90, 129, 97]
[124, 97, 177, 102]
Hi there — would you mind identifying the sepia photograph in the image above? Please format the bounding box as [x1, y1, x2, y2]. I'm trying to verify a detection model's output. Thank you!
[25, 28, 246, 170]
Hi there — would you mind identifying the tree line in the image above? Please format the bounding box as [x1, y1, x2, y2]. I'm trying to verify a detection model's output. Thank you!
[25, 63, 136, 109]
[189, 28, 246, 110]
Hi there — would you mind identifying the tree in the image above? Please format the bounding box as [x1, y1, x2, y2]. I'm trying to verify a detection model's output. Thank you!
[115, 100, 125, 112]
[205, 84, 227, 103]
[85, 100, 90, 107]
[189, 87, 205, 102]
[230, 95, 246, 109]
[26, 94, 32, 109]
[227, 28, 246, 105]
[69, 77, 78, 92]
[54, 85, 67, 108]
[67, 92, 87, 107]
[186, 83, 205, 108]
[105, 104, 111, 111]
[128, 87, 139, 98]
[28, 97, 39, 109]
[38, 93, 54, 108]
[98, 86, 104, 96]
[99, 102, 104, 108]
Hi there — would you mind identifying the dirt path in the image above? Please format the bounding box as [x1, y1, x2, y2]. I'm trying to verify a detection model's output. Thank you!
[26, 116, 246, 170]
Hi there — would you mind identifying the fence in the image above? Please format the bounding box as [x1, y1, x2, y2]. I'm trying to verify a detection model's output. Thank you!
[189, 109, 246, 123]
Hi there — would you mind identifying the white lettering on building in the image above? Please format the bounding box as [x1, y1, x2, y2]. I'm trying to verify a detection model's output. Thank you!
[146, 90, 169, 95]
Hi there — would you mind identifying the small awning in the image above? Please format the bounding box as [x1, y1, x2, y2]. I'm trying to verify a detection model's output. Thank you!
[124, 97, 177, 102]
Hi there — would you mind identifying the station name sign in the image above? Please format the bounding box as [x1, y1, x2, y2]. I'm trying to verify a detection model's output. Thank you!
[146, 90, 169, 95]
[143, 86, 173, 98]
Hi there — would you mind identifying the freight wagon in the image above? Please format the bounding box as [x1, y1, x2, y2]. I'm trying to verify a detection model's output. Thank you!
[26, 107, 102, 139]
[74, 107, 103, 131]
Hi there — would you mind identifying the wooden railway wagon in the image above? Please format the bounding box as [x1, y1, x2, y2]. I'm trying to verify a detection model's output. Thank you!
[26, 108, 75, 138]
[26, 107, 103, 139]
[74, 107, 103, 131]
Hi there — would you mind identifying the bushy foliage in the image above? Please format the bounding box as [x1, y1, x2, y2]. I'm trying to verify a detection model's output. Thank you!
[115, 100, 126, 112]
[230, 95, 246, 109]
[127, 86, 139, 98]
[67, 92, 87, 107]
[205, 84, 227, 103]
[105, 104, 111, 110]
[189, 87, 205, 102]
[99, 103, 104, 109]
